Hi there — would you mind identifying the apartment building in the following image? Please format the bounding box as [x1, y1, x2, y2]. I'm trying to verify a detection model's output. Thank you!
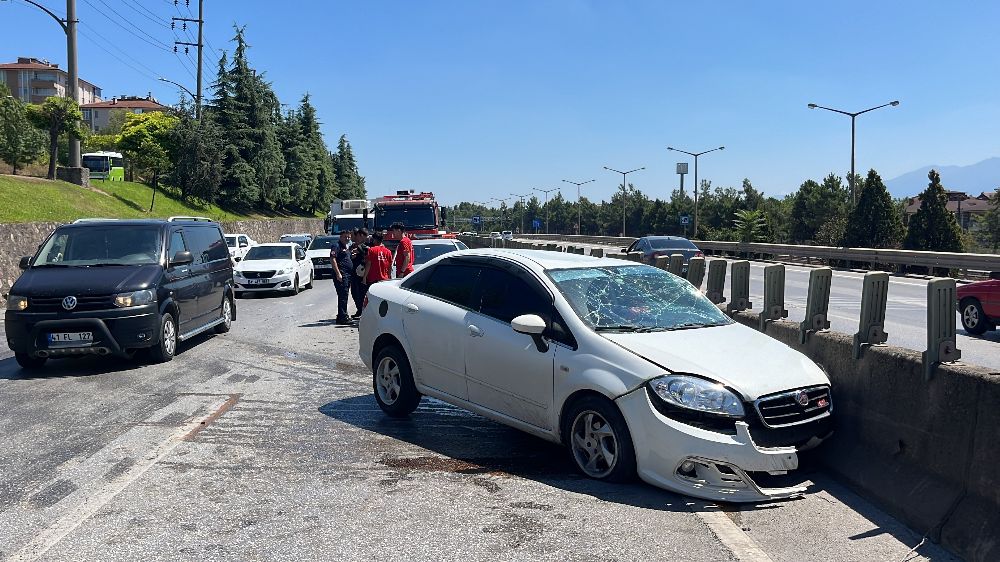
[81, 95, 168, 132]
[0, 57, 102, 105]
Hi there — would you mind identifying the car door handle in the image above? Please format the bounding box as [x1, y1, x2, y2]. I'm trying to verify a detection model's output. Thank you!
[468, 325, 483, 337]
[405, 303, 419, 314]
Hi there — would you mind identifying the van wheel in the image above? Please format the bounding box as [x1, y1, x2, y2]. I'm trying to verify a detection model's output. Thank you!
[292, 275, 300, 295]
[215, 295, 233, 334]
[15, 352, 46, 371]
[148, 312, 177, 363]
[373, 345, 421, 417]
[563, 395, 636, 483]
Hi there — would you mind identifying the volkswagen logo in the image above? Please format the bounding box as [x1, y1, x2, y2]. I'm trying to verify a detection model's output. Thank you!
[795, 391, 810, 406]
[61, 296, 78, 310]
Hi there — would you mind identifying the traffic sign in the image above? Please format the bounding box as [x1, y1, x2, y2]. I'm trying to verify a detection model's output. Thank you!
[532, 218, 542, 230]
[472, 215, 482, 225]
[679, 214, 690, 225]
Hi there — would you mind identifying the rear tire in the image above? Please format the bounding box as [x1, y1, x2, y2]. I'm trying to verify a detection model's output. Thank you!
[214, 295, 233, 334]
[148, 312, 177, 363]
[960, 299, 989, 335]
[15, 352, 46, 371]
[563, 395, 636, 483]
[373, 345, 421, 417]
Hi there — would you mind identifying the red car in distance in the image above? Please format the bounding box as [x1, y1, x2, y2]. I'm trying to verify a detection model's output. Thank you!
[957, 273, 1000, 335]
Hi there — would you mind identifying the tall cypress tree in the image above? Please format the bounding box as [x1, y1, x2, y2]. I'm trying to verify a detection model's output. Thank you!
[333, 135, 365, 199]
[842, 169, 903, 248]
[904, 169, 964, 252]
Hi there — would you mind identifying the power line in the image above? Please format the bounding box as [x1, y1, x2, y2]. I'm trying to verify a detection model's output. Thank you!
[79, 0, 171, 51]
[121, 0, 169, 26]
[79, 21, 161, 78]
[174, 51, 197, 80]
[78, 28, 159, 83]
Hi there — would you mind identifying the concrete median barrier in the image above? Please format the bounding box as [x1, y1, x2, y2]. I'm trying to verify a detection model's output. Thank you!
[730, 310, 1000, 562]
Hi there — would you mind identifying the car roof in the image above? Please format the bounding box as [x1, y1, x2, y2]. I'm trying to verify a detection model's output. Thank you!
[443, 248, 631, 272]
[641, 235, 692, 241]
[255, 243, 298, 248]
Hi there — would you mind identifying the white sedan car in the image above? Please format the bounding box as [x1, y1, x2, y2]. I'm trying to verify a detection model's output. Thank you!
[305, 235, 338, 277]
[359, 249, 833, 502]
[234, 243, 314, 296]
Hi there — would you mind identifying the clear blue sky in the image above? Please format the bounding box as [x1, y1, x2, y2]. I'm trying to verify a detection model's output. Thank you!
[4, 1, 999, 204]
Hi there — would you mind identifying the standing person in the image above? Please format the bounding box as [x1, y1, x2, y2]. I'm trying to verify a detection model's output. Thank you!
[349, 228, 369, 319]
[362, 232, 393, 295]
[390, 222, 415, 278]
[330, 229, 353, 325]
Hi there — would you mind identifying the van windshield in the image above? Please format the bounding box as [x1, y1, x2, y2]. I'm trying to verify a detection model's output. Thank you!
[34, 226, 162, 267]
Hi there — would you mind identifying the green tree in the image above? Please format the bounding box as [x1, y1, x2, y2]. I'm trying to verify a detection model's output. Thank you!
[733, 209, 768, 242]
[903, 169, 964, 252]
[25, 96, 84, 179]
[789, 174, 850, 243]
[0, 88, 46, 174]
[333, 134, 365, 200]
[118, 111, 179, 209]
[841, 169, 903, 248]
[170, 107, 224, 202]
[973, 191, 1000, 252]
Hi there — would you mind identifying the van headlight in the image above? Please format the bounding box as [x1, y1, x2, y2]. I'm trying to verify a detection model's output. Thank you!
[648, 375, 745, 418]
[114, 289, 155, 308]
[6, 295, 28, 311]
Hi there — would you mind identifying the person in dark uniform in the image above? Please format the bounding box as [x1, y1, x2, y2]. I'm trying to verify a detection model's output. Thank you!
[349, 228, 369, 319]
[331, 229, 354, 325]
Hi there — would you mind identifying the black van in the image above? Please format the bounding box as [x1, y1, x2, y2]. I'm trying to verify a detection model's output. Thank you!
[4, 217, 236, 370]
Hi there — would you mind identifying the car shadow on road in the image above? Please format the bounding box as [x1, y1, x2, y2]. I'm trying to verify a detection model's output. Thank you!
[320, 393, 734, 515]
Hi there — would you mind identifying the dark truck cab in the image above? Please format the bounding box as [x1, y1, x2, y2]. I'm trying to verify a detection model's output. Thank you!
[4, 217, 236, 370]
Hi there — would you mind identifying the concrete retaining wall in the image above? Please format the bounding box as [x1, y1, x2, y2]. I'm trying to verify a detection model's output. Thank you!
[730, 312, 1000, 562]
[0, 218, 324, 304]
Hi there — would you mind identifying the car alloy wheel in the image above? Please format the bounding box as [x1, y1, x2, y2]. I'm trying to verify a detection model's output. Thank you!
[570, 410, 619, 478]
[163, 315, 177, 356]
[963, 304, 979, 328]
[376, 355, 402, 405]
[961, 300, 988, 335]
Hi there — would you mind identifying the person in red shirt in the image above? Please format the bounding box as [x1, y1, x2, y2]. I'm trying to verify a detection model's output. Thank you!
[363, 232, 393, 292]
[390, 222, 415, 278]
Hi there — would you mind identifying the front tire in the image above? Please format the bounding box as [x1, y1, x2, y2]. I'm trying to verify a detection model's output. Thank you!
[292, 275, 300, 295]
[214, 295, 233, 334]
[961, 299, 989, 335]
[373, 345, 421, 417]
[15, 352, 46, 371]
[564, 395, 637, 483]
[305, 271, 313, 289]
[148, 312, 177, 363]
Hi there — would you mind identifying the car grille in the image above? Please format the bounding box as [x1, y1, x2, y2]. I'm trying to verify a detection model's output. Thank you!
[754, 386, 831, 428]
[239, 282, 279, 289]
[29, 294, 114, 312]
[242, 270, 275, 279]
[312, 257, 330, 265]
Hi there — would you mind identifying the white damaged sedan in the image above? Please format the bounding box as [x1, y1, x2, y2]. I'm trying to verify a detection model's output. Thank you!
[358, 249, 832, 502]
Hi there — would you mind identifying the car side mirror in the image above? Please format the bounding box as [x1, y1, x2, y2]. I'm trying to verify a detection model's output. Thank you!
[170, 251, 193, 266]
[19, 256, 32, 270]
[512, 314, 546, 335]
[234, 256, 242, 262]
[621, 247, 629, 253]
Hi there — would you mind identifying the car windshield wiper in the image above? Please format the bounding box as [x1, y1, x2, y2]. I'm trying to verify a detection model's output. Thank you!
[594, 325, 649, 333]
[662, 321, 729, 331]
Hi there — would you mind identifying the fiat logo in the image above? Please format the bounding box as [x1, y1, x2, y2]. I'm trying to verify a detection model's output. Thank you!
[62, 296, 78, 310]
[795, 391, 810, 406]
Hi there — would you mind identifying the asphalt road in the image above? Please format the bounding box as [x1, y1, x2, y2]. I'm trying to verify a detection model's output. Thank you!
[516, 239, 1000, 372]
[0, 282, 958, 561]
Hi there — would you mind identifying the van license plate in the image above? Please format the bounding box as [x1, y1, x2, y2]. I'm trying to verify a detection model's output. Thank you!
[48, 332, 93, 346]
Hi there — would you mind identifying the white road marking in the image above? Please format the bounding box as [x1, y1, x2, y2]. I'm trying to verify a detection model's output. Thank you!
[6, 395, 230, 562]
[689, 501, 774, 562]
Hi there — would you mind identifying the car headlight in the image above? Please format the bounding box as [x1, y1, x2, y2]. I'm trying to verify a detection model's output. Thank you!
[114, 289, 155, 308]
[276, 267, 292, 275]
[6, 295, 28, 311]
[649, 375, 745, 418]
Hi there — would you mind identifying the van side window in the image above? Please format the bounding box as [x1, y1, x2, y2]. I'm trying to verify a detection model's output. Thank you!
[169, 230, 187, 259]
[184, 226, 227, 264]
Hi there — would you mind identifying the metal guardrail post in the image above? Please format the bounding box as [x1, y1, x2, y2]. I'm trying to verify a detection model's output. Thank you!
[759, 264, 788, 331]
[686, 257, 706, 289]
[706, 259, 727, 304]
[727, 260, 752, 314]
[799, 268, 832, 344]
[668, 254, 684, 276]
[654, 255, 669, 270]
[590, 247, 604, 258]
[853, 272, 890, 359]
[923, 278, 961, 380]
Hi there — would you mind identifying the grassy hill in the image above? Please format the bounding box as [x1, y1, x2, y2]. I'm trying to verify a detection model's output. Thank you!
[0, 175, 293, 223]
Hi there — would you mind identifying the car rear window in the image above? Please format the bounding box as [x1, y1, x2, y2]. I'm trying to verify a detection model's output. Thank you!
[648, 238, 697, 250]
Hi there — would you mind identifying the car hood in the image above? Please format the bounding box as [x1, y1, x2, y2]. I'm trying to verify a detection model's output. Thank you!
[12, 264, 162, 296]
[601, 323, 829, 400]
[236, 259, 294, 272]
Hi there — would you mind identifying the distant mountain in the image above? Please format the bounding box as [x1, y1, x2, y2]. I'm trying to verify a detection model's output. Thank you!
[885, 157, 1000, 198]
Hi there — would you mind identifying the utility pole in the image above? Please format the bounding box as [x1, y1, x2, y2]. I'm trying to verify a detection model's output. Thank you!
[66, 0, 79, 167]
[533, 188, 558, 234]
[510, 192, 530, 234]
[172, 0, 204, 119]
[562, 179, 595, 235]
[603, 167, 644, 237]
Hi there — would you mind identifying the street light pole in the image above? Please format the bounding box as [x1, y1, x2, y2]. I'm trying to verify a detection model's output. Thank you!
[807, 100, 900, 205]
[667, 146, 724, 239]
[603, 167, 644, 237]
[491, 197, 511, 231]
[510, 192, 529, 234]
[158, 77, 196, 102]
[533, 188, 558, 234]
[562, 179, 595, 235]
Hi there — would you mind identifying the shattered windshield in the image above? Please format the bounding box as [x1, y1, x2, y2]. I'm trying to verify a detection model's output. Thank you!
[547, 265, 731, 332]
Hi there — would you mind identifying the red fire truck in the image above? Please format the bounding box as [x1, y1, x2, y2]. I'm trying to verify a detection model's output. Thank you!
[373, 190, 453, 251]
